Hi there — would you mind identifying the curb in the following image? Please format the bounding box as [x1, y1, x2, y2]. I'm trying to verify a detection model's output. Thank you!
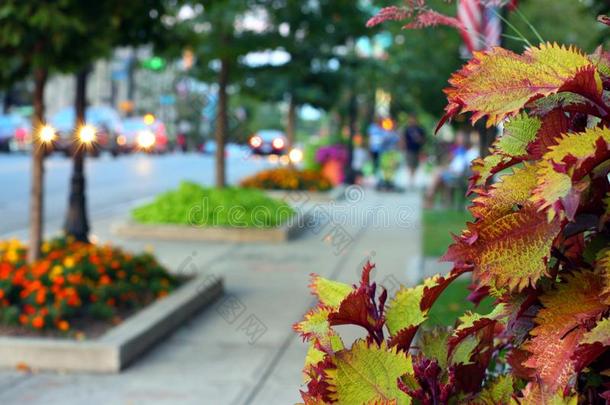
[113, 212, 308, 243]
[0, 274, 223, 373]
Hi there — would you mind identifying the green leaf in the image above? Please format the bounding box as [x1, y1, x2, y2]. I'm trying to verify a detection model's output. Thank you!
[496, 113, 542, 158]
[327, 340, 412, 404]
[309, 274, 353, 308]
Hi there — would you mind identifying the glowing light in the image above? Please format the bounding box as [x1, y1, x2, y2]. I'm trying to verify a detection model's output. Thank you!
[117, 135, 127, 146]
[272, 137, 285, 149]
[39, 125, 56, 143]
[288, 148, 303, 163]
[137, 130, 156, 149]
[143, 113, 155, 125]
[268, 154, 279, 163]
[78, 125, 96, 144]
[381, 118, 394, 131]
[279, 155, 290, 165]
[249, 136, 262, 148]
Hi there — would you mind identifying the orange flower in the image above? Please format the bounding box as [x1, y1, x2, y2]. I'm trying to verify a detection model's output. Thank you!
[19, 314, 28, 325]
[36, 289, 47, 304]
[57, 320, 69, 331]
[32, 316, 44, 329]
[100, 275, 111, 285]
[24, 304, 36, 315]
[0, 289, 4, 299]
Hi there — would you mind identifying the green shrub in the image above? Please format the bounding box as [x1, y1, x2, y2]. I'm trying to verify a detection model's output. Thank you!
[132, 182, 295, 228]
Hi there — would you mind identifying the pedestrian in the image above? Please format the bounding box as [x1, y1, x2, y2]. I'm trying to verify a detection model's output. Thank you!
[351, 134, 369, 185]
[367, 118, 385, 172]
[403, 114, 426, 188]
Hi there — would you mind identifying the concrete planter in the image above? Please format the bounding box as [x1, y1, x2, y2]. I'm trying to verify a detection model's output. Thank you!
[113, 212, 307, 243]
[264, 185, 345, 204]
[0, 274, 223, 373]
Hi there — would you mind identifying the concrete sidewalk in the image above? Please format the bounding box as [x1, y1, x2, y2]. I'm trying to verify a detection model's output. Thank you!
[0, 186, 423, 405]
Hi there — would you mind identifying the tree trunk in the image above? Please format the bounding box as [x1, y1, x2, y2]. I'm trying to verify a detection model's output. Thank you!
[286, 95, 296, 151]
[28, 68, 48, 263]
[2, 87, 12, 114]
[215, 58, 229, 188]
[344, 92, 358, 185]
[64, 68, 90, 242]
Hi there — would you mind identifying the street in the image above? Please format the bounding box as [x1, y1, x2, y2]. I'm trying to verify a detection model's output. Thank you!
[0, 150, 272, 238]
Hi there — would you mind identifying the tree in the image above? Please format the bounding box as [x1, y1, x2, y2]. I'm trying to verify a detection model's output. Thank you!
[246, 0, 372, 150]
[189, 1, 259, 188]
[0, 1, 90, 261]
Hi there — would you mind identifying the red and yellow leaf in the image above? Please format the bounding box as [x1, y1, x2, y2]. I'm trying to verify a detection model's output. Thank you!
[522, 271, 607, 391]
[444, 206, 561, 291]
[532, 126, 610, 220]
[441, 43, 600, 127]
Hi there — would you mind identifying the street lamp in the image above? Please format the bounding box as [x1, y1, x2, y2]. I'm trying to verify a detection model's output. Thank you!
[39, 125, 56, 143]
[78, 124, 96, 144]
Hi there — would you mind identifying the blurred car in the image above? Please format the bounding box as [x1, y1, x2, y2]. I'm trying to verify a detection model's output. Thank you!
[0, 113, 31, 153]
[49, 106, 122, 156]
[119, 116, 169, 154]
[248, 130, 287, 155]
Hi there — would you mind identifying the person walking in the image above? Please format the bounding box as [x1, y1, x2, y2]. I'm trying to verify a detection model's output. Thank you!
[403, 114, 426, 188]
[367, 118, 385, 173]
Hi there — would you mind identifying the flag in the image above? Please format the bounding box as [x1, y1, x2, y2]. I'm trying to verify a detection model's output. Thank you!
[457, 0, 506, 55]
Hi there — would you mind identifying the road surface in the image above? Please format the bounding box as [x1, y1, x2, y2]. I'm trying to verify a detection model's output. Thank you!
[0, 149, 273, 238]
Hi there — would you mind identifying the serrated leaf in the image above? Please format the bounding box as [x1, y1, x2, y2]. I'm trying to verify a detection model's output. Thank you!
[523, 271, 607, 391]
[441, 43, 600, 127]
[385, 285, 428, 336]
[295, 306, 333, 342]
[326, 340, 412, 405]
[450, 304, 508, 350]
[532, 126, 610, 220]
[470, 164, 539, 222]
[385, 273, 460, 343]
[309, 274, 353, 308]
[469, 154, 517, 189]
[496, 114, 541, 158]
[443, 207, 561, 291]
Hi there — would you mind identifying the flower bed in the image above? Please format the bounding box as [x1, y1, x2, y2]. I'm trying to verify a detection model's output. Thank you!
[132, 182, 295, 228]
[0, 238, 178, 336]
[239, 167, 332, 192]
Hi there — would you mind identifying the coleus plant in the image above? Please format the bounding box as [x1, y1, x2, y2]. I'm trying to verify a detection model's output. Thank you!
[294, 5, 610, 405]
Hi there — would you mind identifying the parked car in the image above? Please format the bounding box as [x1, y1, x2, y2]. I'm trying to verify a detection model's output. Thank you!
[49, 106, 122, 156]
[119, 116, 169, 154]
[248, 130, 287, 155]
[0, 114, 31, 153]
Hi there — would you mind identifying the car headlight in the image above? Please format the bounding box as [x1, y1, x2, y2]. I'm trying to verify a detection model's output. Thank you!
[137, 130, 156, 149]
[249, 136, 262, 148]
[272, 137, 285, 149]
[289, 148, 303, 163]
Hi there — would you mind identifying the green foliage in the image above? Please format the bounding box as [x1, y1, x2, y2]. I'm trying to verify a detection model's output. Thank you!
[423, 209, 472, 257]
[132, 182, 295, 228]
